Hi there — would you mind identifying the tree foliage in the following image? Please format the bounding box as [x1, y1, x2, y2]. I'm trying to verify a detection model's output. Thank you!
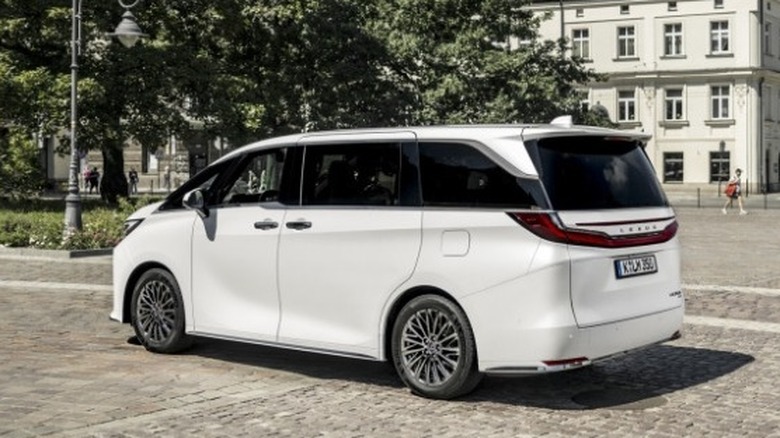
[0, 127, 44, 196]
[1, 0, 598, 203]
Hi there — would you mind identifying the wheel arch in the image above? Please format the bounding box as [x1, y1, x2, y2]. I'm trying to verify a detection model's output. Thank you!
[122, 261, 175, 323]
[382, 286, 470, 362]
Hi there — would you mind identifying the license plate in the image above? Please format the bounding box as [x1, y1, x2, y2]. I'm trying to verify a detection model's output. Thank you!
[614, 255, 658, 279]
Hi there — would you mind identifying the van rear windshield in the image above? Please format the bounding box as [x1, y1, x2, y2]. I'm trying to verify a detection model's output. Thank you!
[531, 136, 668, 211]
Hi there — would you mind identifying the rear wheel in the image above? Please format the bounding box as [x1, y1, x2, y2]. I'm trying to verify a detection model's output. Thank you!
[131, 268, 192, 354]
[391, 295, 482, 399]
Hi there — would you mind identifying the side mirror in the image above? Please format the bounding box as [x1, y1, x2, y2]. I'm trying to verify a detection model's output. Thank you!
[183, 189, 209, 218]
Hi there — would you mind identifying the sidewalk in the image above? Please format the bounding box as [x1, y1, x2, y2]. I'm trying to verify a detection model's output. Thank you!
[663, 186, 780, 210]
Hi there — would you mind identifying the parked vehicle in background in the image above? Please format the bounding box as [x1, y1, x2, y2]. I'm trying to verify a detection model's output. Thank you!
[112, 118, 683, 399]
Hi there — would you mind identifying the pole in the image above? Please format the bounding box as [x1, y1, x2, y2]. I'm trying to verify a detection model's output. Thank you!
[64, 0, 82, 235]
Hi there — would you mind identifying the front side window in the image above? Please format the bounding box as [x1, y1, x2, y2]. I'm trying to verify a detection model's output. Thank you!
[618, 90, 637, 122]
[302, 143, 400, 206]
[572, 28, 590, 59]
[665, 88, 684, 120]
[418, 142, 544, 208]
[663, 152, 684, 183]
[159, 159, 234, 211]
[710, 21, 730, 54]
[217, 149, 287, 206]
[664, 23, 683, 56]
[711, 85, 730, 119]
[532, 136, 667, 210]
[617, 26, 636, 58]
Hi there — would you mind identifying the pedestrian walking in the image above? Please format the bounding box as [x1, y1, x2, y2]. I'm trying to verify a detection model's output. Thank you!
[128, 168, 139, 195]
[164, 165, 171, 192]
[82, 165, 91, 190]
[722, 168, 747, 215]
[88, 167, 100, 195]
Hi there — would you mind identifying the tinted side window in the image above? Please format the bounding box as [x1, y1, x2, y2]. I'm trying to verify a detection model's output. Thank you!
[418, 142, 544, 208]
[159, 159, 234, 211]
[302, 143, 400, 206]
[532, 136, 668, 210]
[211, 148, 287, 206]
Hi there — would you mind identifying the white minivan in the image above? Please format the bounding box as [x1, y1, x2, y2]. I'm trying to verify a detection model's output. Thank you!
[111, 121, 683, 399]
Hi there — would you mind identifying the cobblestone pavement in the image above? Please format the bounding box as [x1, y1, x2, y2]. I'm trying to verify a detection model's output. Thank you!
[1, 207, 779, 437]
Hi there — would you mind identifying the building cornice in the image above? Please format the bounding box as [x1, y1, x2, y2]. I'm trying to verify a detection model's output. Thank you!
[599, 68, 780, 82]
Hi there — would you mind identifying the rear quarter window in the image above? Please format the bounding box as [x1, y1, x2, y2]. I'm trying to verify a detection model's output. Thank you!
[531, 136, 668, 210]
[418, 142, 545, 209]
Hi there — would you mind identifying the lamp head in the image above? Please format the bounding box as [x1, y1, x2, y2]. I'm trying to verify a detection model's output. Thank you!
[109, 10, 147, 48]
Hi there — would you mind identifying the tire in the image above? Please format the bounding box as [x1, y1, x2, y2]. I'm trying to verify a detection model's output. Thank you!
[391, 294, 482, 399]
[130, 268, 192, 354]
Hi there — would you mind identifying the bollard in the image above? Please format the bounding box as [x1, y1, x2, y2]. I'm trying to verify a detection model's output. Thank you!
[766, 193, 768, 210]
[697, 188, 701, 208]
[150, 180, 154, 194]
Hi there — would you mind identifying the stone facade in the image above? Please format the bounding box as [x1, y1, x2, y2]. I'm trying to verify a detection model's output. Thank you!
[531, 0, 780, 193]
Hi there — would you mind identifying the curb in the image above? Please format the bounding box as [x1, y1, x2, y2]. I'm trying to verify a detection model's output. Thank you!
[0, 246, 113, 259]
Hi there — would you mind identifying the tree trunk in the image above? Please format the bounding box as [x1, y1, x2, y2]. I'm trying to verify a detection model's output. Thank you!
[100, 141, 128, 205]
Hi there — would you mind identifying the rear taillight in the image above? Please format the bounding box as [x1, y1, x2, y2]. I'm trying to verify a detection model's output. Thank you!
[510, 212, 678, 248]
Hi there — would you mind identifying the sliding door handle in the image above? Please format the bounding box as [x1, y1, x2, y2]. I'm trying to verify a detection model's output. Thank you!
[285, 221, 312, 230]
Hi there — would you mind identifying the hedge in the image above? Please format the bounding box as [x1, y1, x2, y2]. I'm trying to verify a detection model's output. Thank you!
[0, 196, 162, 250]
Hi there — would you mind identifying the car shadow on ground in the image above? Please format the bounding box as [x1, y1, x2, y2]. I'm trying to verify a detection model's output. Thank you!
[182, 337, 753, 408]
[469, 344, 754, 408]
[185, 336, 402, 388]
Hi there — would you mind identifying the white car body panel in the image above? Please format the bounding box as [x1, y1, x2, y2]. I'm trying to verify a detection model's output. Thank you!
[277, 208, 421, 357]
[190, 205, 286, 341]
[111, 209, 196, 326]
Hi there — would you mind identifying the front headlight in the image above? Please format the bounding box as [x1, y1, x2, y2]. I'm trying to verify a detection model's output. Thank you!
[123, 218, 144, 237]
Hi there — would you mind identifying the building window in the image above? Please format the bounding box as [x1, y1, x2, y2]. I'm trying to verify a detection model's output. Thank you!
[617, 26, 636, 58]
[664, 23, 684, 56]
[663, 152, 684, 183]
[710, 151, 730, 183]
[577, 90, 590, 113]
[710, 21, 730, 54]
[766, 85, 774, 120]
[665, 89, 684, 120]
[572, 28, 590, 59]
[668, 1, 678, 11]
[576, 8, 584, 17]
[618, 90, 637, 122]
[620, 4, 629, 14]
[766, 23, 773, 55]
[714, 0, 724, 8]
[711, 85, 730, 119]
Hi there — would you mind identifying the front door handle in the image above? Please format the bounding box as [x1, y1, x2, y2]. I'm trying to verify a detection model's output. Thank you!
[285, 221, 312, 230]
[253, 220, 279, 230]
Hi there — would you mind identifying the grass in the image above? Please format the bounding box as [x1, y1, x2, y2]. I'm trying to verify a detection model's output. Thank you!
[0, 196, 163, 250]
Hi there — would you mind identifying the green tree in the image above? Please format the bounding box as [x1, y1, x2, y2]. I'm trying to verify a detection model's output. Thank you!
[1, 0, 599, 208]
[371, 0, 598, 125]
[0, 127, 44, 196]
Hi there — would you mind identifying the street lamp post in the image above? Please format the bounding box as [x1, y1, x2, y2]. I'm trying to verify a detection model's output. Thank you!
[64, 0, 147, 236]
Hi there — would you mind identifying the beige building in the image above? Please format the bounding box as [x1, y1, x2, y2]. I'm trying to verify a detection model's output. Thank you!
[531, 0, 780, 193]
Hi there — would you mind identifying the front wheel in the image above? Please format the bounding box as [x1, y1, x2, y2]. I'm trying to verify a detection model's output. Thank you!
[391, 294, 482, 399]
[130, 268, 192, 354]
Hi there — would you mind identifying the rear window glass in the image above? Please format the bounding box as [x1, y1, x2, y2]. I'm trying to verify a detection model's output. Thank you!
[419, 142, 545, 208]
[532, 136, 668, 210]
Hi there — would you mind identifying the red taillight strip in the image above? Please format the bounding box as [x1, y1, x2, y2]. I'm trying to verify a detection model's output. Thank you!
[510, 212, 678, 248]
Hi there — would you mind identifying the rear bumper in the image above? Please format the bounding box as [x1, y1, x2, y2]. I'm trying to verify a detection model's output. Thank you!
[479, 305, 684, 375]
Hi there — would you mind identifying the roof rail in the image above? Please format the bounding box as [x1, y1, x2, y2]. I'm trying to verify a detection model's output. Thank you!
[550, 115, 573, 128]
